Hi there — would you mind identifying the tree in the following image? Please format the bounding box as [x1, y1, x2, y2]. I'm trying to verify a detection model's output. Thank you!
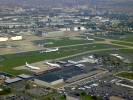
[25, 84, 30, 89]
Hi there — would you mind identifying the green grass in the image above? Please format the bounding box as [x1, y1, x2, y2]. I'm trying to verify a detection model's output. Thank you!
[0, 43, 123, 75]
[112, 41, 133, 47]
[119, 49, 133, 54]
[33, 37, 93, 47]
[40, 92, 61, 100]
[77, 36, 105, 41]
[101, 48, 133, 57]
[81, 95, 94, 100]
[120, 35, 133, 42]
[0, 86, 11, 95]
[116, 72, 133, 80]
[80, 92, 102, 100]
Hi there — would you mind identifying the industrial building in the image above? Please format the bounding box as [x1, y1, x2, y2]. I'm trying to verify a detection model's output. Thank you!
[0, 35, 23, 42]
[5, 77, 22, 84]
[10, 35, 23, 41]
[34, 64, 87, 86]
[0, 37, 8, 42]
[34, 77, 64, 86]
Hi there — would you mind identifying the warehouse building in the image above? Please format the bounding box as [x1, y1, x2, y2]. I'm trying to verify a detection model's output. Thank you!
[0, 35, 23, 42]
[0, 37, 8, 42]
[34, 65, 86, 86]
[10, 35, 23, 41]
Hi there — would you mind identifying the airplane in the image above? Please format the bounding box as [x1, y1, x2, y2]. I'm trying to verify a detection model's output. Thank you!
[40, 48, 59, 53]
[45, 62, 61, 68]
[67, 60, 78, 64]
[25, 62, 40, 70]
[86, 37, 94, 41]
[84, 86, 91, 89]
[110, 54, 123, 59]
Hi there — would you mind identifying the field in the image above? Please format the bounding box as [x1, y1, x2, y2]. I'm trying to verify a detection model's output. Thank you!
[0, 43, 123, 75]
[96, 32, 133, 40]
[41, 92, 102, 100]
[112, 41, 133, 47]
[116, 72, 133, 80]
[0, 35, 45, 55]
[0, 35, 100, 55]
[80, 92, 102, 100]
[0, 31, 133, 75]
[33, 37, 93, 47]
[119, 35, 133, 42]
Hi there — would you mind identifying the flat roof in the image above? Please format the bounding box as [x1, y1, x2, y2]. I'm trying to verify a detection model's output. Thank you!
[5, 77, 22, 84]
[37, 74, 61, 83]
[36, 66, 86, 83]
[18, 74, 33, 79]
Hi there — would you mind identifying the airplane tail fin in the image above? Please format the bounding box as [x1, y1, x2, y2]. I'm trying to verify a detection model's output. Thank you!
[26, 62, 28, 66]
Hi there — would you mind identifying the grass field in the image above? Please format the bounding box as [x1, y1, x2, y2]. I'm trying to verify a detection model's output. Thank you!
[33, 37, 93, 47]
[116, 72, 133, 80]
[41, 92, 101, 100]
[80, 92, 102, 100]
[77, 35, 105, 41]
[0, 43, 123, 75]
[119, 49, 133, 54]
[119, 35, 133, 42]
[96, 32, 133, 41]
[112, 41, 133, 47]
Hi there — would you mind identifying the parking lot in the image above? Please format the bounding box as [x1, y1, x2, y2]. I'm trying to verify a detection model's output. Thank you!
[65, 75, 133, 100]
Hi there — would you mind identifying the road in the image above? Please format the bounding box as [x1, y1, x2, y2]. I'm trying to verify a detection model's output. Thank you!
[92, 36, 133, 49]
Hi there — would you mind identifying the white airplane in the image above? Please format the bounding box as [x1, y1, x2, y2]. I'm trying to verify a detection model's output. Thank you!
[45, 62, 61, 68]
[84, 86, 91, 89]
[25, 62, 40, 70]
[78, 87, 85, 90]
[86, 37, 94, 41]
[67, 60, 78, 64]
[110, 54, 123, 59]
[45, 48, 59, 53]
[40, 48, 59, 53]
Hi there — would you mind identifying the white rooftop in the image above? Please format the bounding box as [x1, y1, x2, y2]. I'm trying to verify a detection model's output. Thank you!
[5, 77, 22, 84]
[18, 74, 32, 79]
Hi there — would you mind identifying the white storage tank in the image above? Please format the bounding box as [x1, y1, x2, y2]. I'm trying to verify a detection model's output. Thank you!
[74, 27, 79, 31]
[74, 26, 86, 31]
[80, 26, 86, 31]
